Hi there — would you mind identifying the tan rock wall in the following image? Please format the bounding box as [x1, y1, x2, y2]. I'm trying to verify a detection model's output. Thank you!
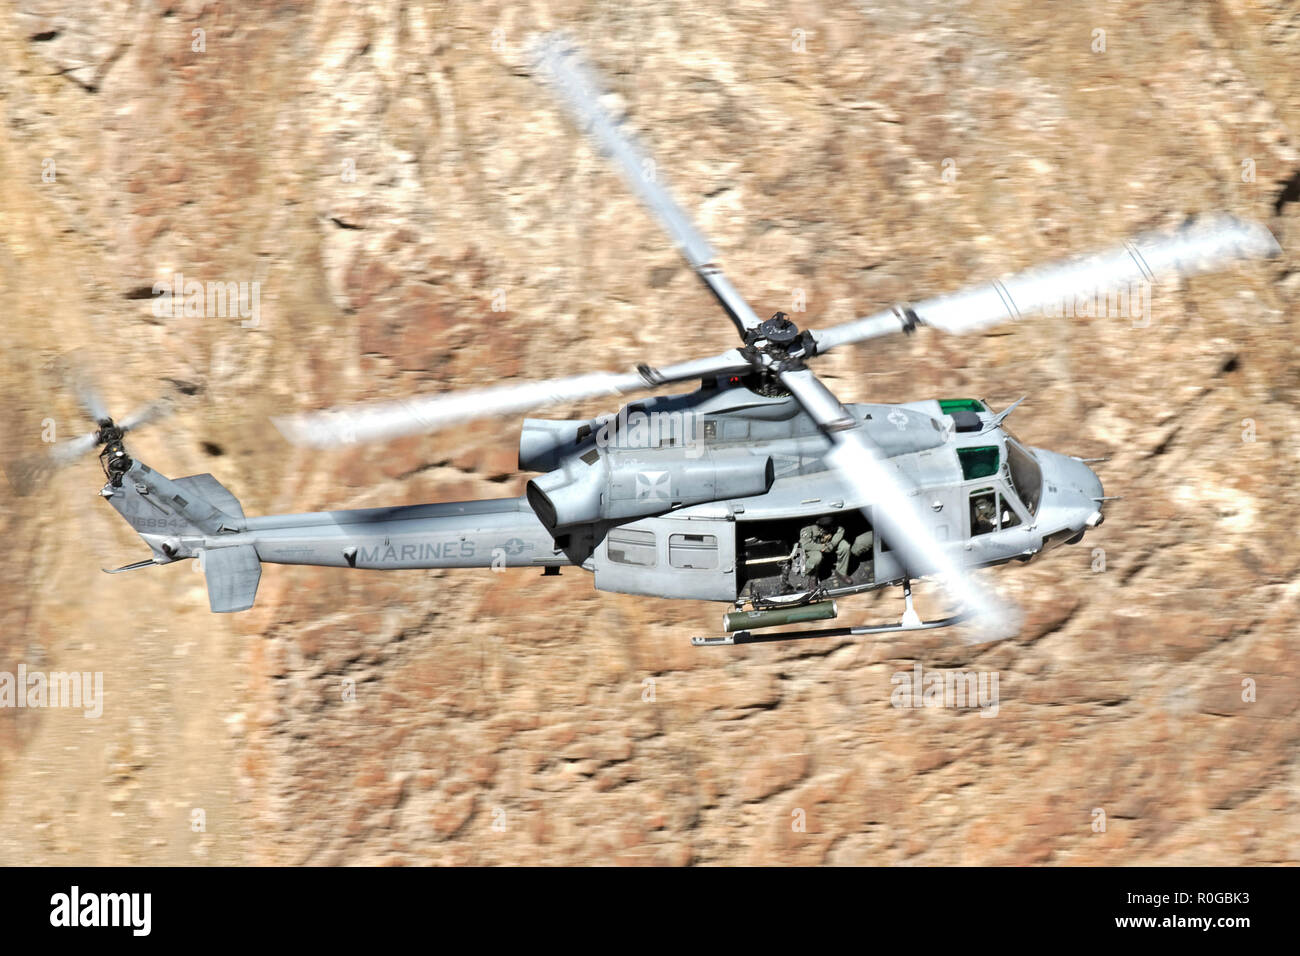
[0, 0, 1296, 864]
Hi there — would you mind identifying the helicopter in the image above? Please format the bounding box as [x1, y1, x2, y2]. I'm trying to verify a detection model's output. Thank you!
[34, 35, 1280, 646]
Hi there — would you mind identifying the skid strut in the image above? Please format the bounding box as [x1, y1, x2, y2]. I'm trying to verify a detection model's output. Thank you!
[901, 578, 921, 628]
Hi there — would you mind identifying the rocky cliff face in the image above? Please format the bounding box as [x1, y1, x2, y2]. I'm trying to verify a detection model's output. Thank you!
[1, 0, 1297, 864]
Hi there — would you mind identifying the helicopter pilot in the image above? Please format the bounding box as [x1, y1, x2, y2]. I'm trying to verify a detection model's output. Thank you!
[971, 494, 997, 535]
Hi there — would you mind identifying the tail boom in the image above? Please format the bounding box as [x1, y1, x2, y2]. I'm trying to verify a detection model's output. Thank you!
[103, 461, 571, 612]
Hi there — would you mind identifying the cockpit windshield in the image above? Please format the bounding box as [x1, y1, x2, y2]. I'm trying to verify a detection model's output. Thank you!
[1005, 439, 1042, 516]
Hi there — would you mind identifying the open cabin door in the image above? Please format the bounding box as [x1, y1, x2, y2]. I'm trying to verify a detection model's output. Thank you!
[593, 515, 737, 601]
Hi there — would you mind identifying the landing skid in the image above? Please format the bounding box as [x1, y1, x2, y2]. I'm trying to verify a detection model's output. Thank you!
[692, 613, 965, 647]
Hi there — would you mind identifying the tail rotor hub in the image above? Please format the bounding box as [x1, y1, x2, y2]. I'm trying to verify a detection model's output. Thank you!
[95, 422, 133, 484]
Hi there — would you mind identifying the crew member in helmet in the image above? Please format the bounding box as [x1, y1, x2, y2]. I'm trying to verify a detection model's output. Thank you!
[799, 516, 873, 585]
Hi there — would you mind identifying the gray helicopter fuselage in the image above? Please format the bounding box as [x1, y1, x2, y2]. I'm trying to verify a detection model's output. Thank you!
[114, 380, 1103, 607]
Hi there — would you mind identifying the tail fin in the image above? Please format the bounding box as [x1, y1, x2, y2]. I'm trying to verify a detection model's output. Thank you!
[102, 461, 261, 612]
[198, 544, 261, 613]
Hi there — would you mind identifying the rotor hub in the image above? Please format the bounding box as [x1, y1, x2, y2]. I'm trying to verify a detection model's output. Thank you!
[741, 312, 817, 379]
[757, 312, 799, 346]
[96, 420, 124, 446]
[92, 420, 133, 484]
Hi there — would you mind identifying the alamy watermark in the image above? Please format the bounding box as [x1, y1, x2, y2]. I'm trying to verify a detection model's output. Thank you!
[50, 886, 150, 936]
[593, 406, 706, 458]
[1040, 279, 1152, 328]
[0, 665, 103, 718]
[151, 272, 260, 327]
[890, 662, 999, 717]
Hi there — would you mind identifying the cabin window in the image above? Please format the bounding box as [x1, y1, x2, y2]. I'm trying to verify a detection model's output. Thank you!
[607, 528, 656, 567]
[958, 445, 1000, 480]
[940, 398, 986, 414]
[668, 533, 718, 569]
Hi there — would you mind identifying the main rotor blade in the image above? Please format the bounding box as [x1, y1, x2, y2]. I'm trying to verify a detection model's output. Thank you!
[273, 349, 754, 448]
[779, 367, 1018, 640]
[533, 33, 764, 338]
[811, 214, 1280, 352]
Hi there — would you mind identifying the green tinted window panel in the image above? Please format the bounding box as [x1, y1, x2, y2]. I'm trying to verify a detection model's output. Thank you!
[958, 445, 1000, 480]
[939, 398, 986, 414]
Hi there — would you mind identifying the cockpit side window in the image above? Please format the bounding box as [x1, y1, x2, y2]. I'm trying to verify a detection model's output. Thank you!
[970, 488, 997, 536]
[1000, 495, 1022, 528]
[970, 486, 1023, 536]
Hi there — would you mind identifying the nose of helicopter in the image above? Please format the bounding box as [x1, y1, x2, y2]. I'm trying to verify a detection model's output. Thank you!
[1033, 449, 1106, 541]
[1059, 452, 1104, 503]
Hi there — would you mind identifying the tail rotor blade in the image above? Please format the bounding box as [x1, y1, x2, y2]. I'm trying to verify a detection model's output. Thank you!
[48, 430, 103, 464]
[5, 430, 100, 496]
[49, 351, 113, 425]
[119, 398, 174, 433]
[63, 367, 112, 425]
[75, 382, 112, 425]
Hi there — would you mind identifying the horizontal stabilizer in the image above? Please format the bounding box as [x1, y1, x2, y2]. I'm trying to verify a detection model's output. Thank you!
[203, 545, 261, 613]
[174, 473, 245, 521]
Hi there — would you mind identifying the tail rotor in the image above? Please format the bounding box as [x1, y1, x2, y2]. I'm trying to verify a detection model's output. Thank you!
[5, 355, 200, 495]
